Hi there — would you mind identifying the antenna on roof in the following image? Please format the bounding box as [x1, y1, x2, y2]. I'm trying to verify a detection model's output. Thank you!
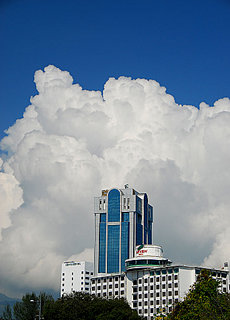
[124, 184, 129, 189]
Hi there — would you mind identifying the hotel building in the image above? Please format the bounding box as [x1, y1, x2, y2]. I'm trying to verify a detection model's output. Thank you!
[60, 261, 93, 296]
[94, 186, 153, 276]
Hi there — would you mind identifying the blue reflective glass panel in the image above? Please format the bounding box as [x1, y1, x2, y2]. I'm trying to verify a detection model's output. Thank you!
[107, 225, 120, 273]
[122, 212, 129, 222]
[121, 222, 129, 271]
[136, 222, 142, 245]
[108, 189, 120, 222]
[136, 196, 142, 214]
[99, 223, 106, 273]
[100, 213, 106, 222]
[148, 223, 152, 244]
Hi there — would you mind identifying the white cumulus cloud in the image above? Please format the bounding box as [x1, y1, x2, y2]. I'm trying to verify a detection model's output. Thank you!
[0, 65, 229, 297]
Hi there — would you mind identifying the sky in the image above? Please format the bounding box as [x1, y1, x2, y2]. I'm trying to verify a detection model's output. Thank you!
[0, 0, 230, 298]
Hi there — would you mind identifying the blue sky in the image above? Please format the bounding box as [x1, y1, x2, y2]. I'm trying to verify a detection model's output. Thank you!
[0, 0, 230, 140]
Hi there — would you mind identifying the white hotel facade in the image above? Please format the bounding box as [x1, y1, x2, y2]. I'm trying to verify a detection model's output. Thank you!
[60, 261, 93, 295]
[91, 244, 229, 319]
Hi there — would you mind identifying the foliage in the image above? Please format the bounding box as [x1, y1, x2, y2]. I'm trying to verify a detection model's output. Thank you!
[43, 291, 143, 320]
[13, 292, 54, 320]
[166, 269, 230, 320]
[2, 304, 13, 320]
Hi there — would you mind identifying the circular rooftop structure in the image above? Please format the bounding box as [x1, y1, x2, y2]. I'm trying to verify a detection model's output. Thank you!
[125, 245, 172, 270]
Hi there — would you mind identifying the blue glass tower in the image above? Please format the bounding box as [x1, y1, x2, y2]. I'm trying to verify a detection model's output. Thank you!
[94, 186, 153, 275]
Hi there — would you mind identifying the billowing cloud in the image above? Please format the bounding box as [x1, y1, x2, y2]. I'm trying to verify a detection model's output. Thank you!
[0, 65, 229, 297]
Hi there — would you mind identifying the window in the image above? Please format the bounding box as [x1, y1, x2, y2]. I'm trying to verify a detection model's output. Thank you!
[139, 287, 142, 291]
[162, 276, 166, 281]
[139, 294, 142, 299]
[62, 278, 64, 281]
[72, 277, 73, 280]
[156, 285, 160, 289]
[62, 289, 64, 292]
[144, 294, 147, 298]
[133, 280, 137, 285]
[133, 294, 137, 300]
[121, 290, 124, 295]
[127, 198, 130, 209]
[175, 283, 178, 287]
[133, 302, 137, 308]
[121, 283, 124, 287]
[109, 284, 112, 289]
[115, 284, 118, 288]
[62, 273, 65, 276]
[174, 275, 178, 280]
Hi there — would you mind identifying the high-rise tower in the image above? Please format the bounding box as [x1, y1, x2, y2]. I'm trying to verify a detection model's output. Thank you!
[94, 186, 153, 275]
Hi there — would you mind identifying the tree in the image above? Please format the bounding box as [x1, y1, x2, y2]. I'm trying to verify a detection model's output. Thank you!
[43, 292, 143, 320]
[13, 292, 54, 320]
[166, 269, 230, 320]
[2, 304, 13, 320]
